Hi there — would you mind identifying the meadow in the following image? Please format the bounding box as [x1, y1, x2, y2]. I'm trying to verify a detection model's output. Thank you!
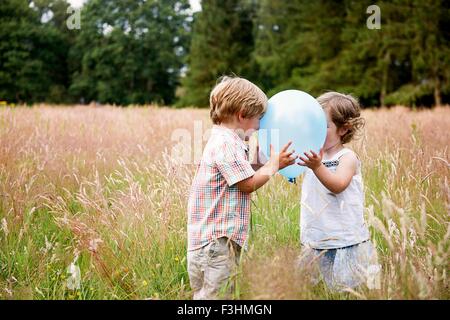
[0, 105, 448, 300]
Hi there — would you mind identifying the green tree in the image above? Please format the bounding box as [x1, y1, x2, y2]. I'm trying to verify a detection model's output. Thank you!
[408, 0, 450, 106]
[253, 0, 449, 107]
[69, 0, 190, 105]
[253, 0, 347, 97]
[337, 0, 450, 107]
[178, 0, 256, 107]
[0, 0, 69, 103]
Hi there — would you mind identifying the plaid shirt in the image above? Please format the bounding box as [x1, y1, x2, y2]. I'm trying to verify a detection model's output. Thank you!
[187, 125, 256, 251]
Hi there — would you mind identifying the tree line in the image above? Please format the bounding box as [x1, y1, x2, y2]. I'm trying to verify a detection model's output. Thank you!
[1, 0, 449, 107]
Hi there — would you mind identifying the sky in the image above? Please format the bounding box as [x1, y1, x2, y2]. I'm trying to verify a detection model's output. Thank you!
[67, 0, 201, 12]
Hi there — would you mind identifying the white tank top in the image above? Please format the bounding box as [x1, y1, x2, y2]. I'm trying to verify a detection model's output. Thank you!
[300, 148, 370, 249]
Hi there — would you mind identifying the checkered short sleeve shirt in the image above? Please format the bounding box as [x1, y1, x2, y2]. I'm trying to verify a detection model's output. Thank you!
[187, 125, 256, 251]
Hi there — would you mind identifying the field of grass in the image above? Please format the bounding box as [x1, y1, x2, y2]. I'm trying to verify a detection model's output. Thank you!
[0, 105, 448, 300]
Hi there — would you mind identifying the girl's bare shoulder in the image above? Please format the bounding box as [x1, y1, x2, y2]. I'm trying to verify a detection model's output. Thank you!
[338, 149, 359, 168]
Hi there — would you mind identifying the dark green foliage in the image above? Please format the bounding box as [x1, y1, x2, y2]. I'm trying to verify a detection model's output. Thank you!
[251, 0, 450, 107]
[69, 0, 190, 105]
[0, 0, 448, 106]
[177, 0, 256, 107]
[0, 0, 190, 105]
[0, 0, 70, 104]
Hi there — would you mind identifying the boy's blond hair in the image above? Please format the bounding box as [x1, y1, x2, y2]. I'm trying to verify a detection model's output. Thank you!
[210, 76, 267, 125]
[317, 92, 365, 144]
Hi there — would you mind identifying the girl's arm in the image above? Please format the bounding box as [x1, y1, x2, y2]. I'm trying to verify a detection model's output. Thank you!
[298, 150, 357, 194]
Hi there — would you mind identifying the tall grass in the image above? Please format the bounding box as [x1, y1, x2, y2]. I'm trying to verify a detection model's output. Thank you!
[0, 105, 448, 299]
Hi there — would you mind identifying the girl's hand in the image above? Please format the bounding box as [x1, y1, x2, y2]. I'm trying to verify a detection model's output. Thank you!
[298, 148, 324, 171]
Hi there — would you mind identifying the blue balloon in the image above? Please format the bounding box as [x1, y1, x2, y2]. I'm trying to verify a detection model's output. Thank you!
[258, 90, 327, 180]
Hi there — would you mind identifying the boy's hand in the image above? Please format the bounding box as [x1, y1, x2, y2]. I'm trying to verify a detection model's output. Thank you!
[266, 141, 296, 174]
[238, 141, 296, 193]
[298, 148, 324, 171]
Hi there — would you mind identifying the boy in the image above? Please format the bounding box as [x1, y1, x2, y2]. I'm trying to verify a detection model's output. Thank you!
[187, 76, 296, 299]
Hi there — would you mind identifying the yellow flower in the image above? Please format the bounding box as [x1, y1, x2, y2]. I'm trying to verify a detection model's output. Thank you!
[174, 256, 179, 262]
[142, 280, 148, 287]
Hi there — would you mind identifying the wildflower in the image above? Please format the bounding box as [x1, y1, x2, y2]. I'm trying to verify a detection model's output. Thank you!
[366, 264, 382, 290]
[1, 218, 8, 236]
[66, 258, 81, 290]
[88, 238, 103, 252]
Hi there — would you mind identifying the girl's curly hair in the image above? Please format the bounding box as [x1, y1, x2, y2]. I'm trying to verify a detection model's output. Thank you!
[317, 92, 365, 144]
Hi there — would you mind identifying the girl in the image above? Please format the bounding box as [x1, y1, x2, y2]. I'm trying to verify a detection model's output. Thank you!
[297, 92, 380, 291]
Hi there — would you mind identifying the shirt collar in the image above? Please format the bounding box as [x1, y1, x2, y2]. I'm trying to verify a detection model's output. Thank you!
[211, 125, 249, 151]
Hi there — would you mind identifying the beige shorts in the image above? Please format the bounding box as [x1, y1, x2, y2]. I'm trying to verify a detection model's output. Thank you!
[187, 237, 241, 300]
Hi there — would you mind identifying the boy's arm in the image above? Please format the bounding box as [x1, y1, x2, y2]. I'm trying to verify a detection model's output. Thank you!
[237, 162, 277, 193]
[251, 164, 263, 171]
[237, 142, 295, 193]
[299, 150, 357, 194]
